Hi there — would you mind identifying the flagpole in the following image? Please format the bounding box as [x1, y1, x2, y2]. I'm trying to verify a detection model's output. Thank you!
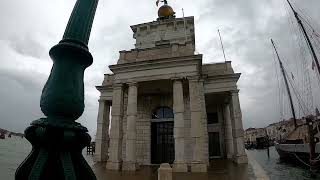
[182, 8, 187, 43]
[218, 29, 227, 63]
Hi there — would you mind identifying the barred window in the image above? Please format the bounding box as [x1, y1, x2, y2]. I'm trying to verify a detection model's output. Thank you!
[152, 106, 174, 119]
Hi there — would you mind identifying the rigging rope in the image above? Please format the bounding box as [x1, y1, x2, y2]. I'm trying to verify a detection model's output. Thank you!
[272, 44, 283, 121]
[291, 152, 310, 167]
[284, 69, 309, 115]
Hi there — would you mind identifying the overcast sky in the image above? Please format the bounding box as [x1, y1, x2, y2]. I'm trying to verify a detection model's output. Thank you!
[0, 0, 320, 137]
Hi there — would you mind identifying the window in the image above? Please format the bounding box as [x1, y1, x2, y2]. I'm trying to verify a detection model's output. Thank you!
[152, 106, 174, 119]
[207, 113, 219, 124]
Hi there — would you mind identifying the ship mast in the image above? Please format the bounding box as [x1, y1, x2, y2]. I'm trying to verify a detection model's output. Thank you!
[287, 0, 320, 76]
[271, 39, 298, 128]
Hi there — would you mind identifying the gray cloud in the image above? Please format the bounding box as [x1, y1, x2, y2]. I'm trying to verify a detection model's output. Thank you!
[0, 0, 319, 137]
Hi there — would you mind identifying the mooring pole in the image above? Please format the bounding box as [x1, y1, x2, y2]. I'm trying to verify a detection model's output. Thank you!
[307, 117, 317, 178]
[265, 129, 270, 158]
[15, 0, 99, 179]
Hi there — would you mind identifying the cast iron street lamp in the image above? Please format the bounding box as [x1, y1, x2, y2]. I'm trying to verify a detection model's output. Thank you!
[15, 0, 99, 179]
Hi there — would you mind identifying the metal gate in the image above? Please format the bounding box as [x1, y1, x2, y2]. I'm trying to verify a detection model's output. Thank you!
[208, 132, 221, 159]
[151, 122, 174, 164]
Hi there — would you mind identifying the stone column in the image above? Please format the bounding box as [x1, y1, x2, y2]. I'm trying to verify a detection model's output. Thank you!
[123, 82, 139, 171]
[95, 100, 111, 162]
[230, 90, 248, 164]
[189, 78, 207, 172]
[106, 84, 124, 170]
[172, 79, 187, 172]
[223, 102, 234, 159]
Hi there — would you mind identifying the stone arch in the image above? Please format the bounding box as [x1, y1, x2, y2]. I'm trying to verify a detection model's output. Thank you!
[151, 106, 174, 119]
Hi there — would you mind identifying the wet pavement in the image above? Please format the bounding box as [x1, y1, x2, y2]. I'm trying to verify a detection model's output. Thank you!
[91, 160, 255, 180]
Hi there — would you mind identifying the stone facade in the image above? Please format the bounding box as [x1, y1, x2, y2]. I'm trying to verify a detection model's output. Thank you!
[95, 15, 247, 172]
[244, 128, 266, 144]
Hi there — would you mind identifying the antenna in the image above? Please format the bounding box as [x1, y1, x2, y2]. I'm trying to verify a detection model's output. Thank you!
[218, 29, 227, 63]
[182, 8, 187, 43]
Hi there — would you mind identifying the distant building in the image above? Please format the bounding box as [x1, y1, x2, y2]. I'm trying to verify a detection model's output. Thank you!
[94, 2, 247, 172]
[266, 118, 305, 142]
[244, 128, 266, 144]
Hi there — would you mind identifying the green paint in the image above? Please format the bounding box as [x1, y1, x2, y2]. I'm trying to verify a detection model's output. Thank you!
[15, 0, 99, 179]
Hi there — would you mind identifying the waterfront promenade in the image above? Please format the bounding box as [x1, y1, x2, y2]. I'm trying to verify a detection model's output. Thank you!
[3, 137, 317, 180]
[92, 159, 256, 180]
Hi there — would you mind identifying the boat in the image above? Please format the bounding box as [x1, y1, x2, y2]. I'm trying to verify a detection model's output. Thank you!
[0, 133, 5, 139]
[272, 0, 320, 165]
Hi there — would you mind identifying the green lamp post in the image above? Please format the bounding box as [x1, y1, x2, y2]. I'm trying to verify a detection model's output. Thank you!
[15, 0, 99, 179]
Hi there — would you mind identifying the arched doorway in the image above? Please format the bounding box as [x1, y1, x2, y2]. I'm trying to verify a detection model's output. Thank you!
[151, 106, 175, 164]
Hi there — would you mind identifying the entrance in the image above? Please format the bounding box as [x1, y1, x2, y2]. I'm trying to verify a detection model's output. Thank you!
[208, 132, 221, 159]
[151, 122, 174, 164]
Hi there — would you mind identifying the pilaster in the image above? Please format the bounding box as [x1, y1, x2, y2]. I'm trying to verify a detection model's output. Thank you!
[95, 100, 111, 162]
[172, 79, 187, 172]
[223, 102, 234, 159]
[106, 84, 124, 170]
[123, 82, 139, 171]
[230, 90, 248, 164]
[188, 77, 207, 172]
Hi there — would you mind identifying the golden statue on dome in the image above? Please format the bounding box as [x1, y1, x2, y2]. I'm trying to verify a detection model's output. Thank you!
[156, 0, 176, 20]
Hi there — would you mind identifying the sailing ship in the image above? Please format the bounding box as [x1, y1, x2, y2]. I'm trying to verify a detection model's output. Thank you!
[272, 0, 320, 165]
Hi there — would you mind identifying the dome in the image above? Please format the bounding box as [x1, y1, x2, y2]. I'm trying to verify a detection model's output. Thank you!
[158, 5, 175, 18]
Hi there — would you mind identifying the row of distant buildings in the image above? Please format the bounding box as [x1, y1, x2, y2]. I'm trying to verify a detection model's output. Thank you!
[0, 128, 24, 138]
[244, 118, 305, 145]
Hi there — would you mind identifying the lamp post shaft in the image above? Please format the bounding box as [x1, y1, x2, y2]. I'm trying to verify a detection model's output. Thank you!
[15, 0, 99, 179]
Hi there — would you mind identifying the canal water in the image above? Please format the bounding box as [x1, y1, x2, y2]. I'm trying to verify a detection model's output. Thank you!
[0, 136, 93, 180]
[247, 146, 320, 180]
[0, 136, 319, 180]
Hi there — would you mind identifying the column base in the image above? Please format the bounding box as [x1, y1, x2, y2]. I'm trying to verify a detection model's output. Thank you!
[173, 162, 188, 172]
[226, 154, 233, 159]
[191, 162, 207, 172]
[94, 154, 108, 162]
[122, 161, 139, 171]
[233, 154, 248, 164]
[106, 161, 121, 170]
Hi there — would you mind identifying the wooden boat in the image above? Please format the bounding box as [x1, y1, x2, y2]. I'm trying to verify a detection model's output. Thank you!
[272, 0, 320, 164]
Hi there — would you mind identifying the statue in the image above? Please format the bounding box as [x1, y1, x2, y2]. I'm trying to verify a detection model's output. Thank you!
[156, 0, 168, 6]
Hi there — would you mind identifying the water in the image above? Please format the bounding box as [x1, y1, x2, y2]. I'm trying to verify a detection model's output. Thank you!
[247, 146, 319, 180]
[0, 138, 319, 180]
[0, 136, 94, 180]
[0, 136, 31, 180]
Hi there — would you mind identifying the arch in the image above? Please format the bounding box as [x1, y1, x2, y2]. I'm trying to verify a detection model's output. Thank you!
[151, 106, 174, 119]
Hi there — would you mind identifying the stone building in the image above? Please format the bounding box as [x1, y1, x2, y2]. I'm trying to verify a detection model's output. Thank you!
[244, 128, 267, 144]
[94, 3, 247, 172]
[265, 118, 305, 142]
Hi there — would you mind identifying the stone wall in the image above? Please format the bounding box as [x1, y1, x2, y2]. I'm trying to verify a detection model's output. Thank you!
[117, 43, 194, 64]
[121, 93, 177, 165]
[130, 17, 195, 50]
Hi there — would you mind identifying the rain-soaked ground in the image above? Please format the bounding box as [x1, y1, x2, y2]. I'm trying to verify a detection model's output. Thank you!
[91, 159, 255, 180]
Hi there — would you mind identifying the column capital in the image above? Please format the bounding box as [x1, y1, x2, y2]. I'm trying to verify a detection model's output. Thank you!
[171, 77, 184, 81]
[113, 83, 123, 89]
[230, 89, 240, 95]
[187, 76, 205, 83]
[127, 82, 138, 87]
[187, 76, 200, 82]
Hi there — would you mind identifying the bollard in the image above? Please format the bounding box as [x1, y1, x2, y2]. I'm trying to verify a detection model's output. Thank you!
[158, 163, 172, 180]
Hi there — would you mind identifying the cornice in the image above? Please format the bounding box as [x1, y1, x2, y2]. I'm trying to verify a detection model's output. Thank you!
[96, 85, 113, 92]
[204, 73, 241, 81]
[109, 54, 202, 74]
